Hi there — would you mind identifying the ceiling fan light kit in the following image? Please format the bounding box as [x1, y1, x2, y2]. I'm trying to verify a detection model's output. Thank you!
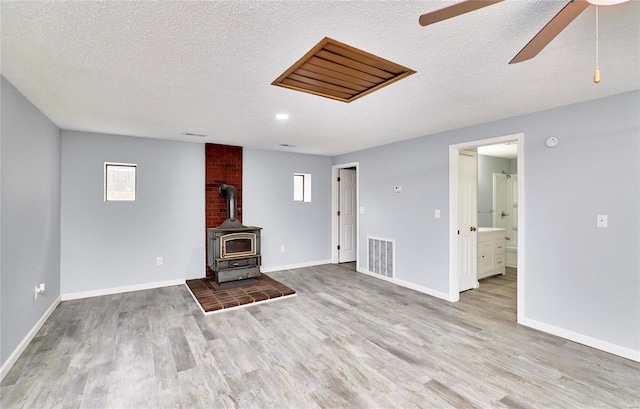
[587, 0, 630, 5]
[418, 0, 632, 80]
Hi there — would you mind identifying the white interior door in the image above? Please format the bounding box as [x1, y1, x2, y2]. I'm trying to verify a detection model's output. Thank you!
[457, 151, 478, 292]
[338, 168, 356, 263]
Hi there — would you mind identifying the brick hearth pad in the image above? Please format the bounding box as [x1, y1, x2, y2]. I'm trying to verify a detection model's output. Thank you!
[186, 274, 296, 314]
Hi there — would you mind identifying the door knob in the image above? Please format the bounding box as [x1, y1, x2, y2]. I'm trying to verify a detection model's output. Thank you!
[470, 226, 477, 232]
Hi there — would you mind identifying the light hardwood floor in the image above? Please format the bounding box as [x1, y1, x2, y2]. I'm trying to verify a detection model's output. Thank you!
[2, 264, 639, 408]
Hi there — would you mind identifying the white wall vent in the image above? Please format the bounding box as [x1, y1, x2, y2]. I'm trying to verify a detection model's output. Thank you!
[367, 237, 395, 278]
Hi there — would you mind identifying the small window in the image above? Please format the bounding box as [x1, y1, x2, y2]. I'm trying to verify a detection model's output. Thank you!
[105, 163, 136, 201]
[293, 173, 311, 202]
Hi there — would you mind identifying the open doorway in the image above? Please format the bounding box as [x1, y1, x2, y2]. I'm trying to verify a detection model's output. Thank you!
[448, 134, 524, 323]
[478, 142, 518, 272]
[331, 162, 359, 271]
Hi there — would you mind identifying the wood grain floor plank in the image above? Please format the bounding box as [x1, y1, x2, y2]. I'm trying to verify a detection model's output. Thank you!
[168, 327, 196, 372]
[2, 264, 639, 408]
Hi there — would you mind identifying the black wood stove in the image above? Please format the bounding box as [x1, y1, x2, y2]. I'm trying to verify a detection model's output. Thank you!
[207, 184, 262, 284]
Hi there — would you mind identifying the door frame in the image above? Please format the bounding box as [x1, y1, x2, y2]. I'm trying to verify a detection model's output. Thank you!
[331, 162, 360, 267]
[448, 133, 525, 323]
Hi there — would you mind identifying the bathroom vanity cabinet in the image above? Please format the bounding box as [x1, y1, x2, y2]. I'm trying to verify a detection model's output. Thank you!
[477, 228, 506, 280]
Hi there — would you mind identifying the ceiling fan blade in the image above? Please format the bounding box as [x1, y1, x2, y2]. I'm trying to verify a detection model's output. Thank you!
[509, 0, 590, 64]
[419, 0, 504, 27]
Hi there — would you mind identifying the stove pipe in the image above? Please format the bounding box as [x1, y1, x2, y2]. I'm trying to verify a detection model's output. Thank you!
[218, 183, 244, 228]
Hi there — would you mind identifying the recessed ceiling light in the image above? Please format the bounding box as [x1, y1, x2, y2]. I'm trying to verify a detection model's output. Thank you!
[182, 132, 207, 137]
[279, 143, 296, 148]
[275, 113, 290, 121]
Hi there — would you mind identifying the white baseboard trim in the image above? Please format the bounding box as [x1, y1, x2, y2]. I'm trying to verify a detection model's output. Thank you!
[356, 267, 452, 301]
[1, 296, 62, 381]
[61, 279, 186, 301]
[519, 316, 640, 363]
[261, 259, 332, 273]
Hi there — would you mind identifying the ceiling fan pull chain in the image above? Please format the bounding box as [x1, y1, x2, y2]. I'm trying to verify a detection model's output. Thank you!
[594, 6, 601, 83]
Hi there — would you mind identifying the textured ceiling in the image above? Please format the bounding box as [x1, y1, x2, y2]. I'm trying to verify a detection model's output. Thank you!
[1, 1, 639, 156]
[478, 142, 518, 159]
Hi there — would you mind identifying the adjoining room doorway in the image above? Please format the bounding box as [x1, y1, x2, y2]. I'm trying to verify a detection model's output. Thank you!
[449, 134, 524, 323]
[331, 162, 359, 269]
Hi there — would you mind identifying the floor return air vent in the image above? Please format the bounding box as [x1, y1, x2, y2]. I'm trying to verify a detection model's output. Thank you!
[367, 237, 395, 278]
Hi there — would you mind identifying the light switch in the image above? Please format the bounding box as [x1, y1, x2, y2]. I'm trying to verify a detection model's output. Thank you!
[393, 186, 402, 193]
[359, 207, 365, 214]
[435, 209, 441, 219]
[597, 214, 608, 228]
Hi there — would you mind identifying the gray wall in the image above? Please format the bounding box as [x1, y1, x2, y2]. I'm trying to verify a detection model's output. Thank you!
[60, 131, 205, 294]
[334, 91, 640, 352]
[243, 149, 332, 269]
[335, 135, 452, 292]
[477, 154, 512, 227]
[1, 77, 61, 365]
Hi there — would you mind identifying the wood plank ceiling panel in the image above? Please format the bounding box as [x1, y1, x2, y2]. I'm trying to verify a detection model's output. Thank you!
[323, 43, 405, 74]
[298, 63, 377, 88]
[281, 79, 354, 100]
[294, 68, 368, 92]
[272, 37, 416, 103]
[287, 73, 359, 95]
[315, 50, 395, 79]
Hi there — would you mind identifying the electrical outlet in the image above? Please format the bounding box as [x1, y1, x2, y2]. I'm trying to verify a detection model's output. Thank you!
[157, 257, 163, 265]
[280, 245, 285, 252]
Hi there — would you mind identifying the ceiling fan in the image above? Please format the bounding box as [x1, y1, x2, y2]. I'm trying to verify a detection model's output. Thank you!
[418, 0, 631, 65]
